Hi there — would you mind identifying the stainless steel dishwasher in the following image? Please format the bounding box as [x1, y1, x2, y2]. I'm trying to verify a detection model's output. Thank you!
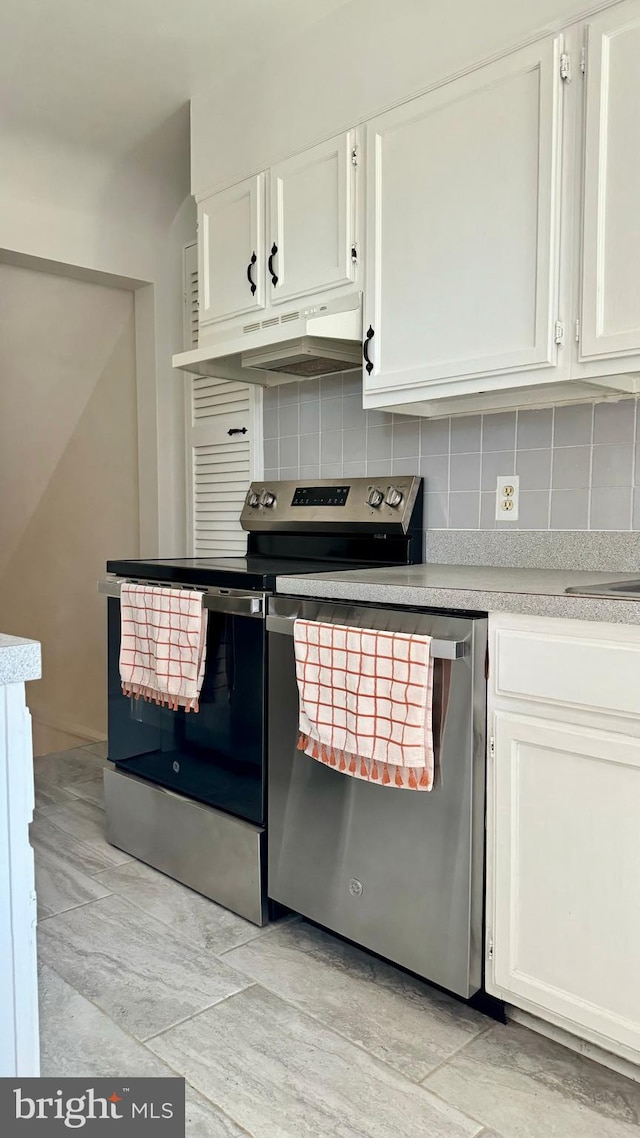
[267, 595, 488, 998]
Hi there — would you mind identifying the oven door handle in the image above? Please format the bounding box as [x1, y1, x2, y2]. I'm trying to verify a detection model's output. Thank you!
[98, 578, 264, 618]
[205, 594, 264, 617]
[265, 614, 467, 659]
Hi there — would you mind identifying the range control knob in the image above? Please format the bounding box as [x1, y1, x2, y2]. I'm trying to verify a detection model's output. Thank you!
[385, 486, 404, 508]
[260, 489, 277, 508]
[367, 487, 384, 508]
[246, 491, 260, 508]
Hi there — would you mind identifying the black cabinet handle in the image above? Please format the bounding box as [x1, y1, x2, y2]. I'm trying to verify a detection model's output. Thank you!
[363, 325, 375, 375]
[246, 252, 257, 296]
[268, 243, 279, 286]
[228, 427, 248, 436]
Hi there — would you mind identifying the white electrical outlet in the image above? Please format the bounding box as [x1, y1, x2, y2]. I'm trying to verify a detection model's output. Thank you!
[495, 474, 520, 521]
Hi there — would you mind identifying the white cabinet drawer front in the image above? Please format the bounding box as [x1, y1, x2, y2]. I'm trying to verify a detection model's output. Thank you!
[494, 626, 640, 718]
[581, 0, 640, 361]
[364, 35, 563, 394]
[269, 132, 356, 305]
[491, 711, 640, 1053]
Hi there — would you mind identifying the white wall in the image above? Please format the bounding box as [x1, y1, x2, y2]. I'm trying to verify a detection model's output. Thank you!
[0, 110, 195, 557]
[0, 264, 139, 743]
[191, 0, 620, 194]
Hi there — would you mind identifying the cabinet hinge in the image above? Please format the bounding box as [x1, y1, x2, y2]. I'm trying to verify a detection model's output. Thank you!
[351, 242, 358, 264]
[489, 736, 495, 759]
[554, 320, 565, 347]
[560, 52, 571, 82]
[575, 318, 581, 343]
[351, 146, 358, 167]
[580, 46, 586, 75]
[488, 937, 494, 961]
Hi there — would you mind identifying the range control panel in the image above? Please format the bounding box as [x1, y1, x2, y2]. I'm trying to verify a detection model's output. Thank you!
[241, 476, 421, 534]
[291, 486, 350, 508]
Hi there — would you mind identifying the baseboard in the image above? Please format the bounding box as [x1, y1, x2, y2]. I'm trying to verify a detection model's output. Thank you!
[508, 1006, 640, 1083]
[29, 706, 105, 745]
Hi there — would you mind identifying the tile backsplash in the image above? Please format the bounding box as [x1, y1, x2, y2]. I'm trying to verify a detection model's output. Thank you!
[262, 374, 640, 530]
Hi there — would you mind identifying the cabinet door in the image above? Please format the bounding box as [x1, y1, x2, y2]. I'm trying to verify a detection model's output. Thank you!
[268, 132, 357, 305]
[364, 37, 564, 396]
[580, 0, 640, 361]
[0, 684, 39, 1075]
[198, 174, 265, 326]
[186, 376, 253, 556]
[489, 710, 640, 1055]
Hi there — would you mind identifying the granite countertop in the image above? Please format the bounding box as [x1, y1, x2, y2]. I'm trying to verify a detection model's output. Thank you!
[275, 564, 640, 625]
[0, 633, 42, 686]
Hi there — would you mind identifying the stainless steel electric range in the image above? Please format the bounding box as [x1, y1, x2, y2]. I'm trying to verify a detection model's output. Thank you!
[99, 476, 423, 925]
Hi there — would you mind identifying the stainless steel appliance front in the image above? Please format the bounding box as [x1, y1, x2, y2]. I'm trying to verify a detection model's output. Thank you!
[102, 476, 425, 931]
[104, 767, 266, 925]
[267, 596, 487, 998]
[240, 476, 421, 533]
[102, 581, 267, 923]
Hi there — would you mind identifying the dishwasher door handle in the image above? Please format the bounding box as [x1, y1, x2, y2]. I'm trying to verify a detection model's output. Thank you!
[265, 614, 467, 659]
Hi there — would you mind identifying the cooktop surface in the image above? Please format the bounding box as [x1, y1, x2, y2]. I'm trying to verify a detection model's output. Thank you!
[106, 556, 377, 591]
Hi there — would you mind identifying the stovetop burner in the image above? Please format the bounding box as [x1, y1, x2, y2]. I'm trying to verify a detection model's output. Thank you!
[105, 555, 377, 592]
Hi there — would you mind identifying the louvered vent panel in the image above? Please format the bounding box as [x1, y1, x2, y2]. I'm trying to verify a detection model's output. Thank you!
[183, 242, 199, 349]
[193, 377, 250, 420]
[183, 241, 254, 556]
[189, 377, 251, 557]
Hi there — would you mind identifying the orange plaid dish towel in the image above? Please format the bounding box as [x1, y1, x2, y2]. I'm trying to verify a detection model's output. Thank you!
[294, 619, 435, 791]
[119, 583, 208, 713]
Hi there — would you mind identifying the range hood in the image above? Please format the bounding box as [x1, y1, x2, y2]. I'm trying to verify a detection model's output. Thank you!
[173, 293, 363, 385]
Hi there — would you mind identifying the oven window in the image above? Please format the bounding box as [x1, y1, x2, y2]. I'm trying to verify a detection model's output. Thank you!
[107, 597, 266, 825]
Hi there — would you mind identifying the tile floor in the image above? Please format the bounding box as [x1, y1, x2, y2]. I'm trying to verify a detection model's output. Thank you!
[34, 745, 640, 1138]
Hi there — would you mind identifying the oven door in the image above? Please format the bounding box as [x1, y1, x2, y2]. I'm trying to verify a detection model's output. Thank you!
[106, 587, 266, 826]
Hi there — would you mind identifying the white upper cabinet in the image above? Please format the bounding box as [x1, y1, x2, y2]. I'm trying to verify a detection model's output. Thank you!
[198, 174, 266, 327]
[268, 132, 358, 306]
[188, 1, 640, 401]
[580, 0, 640, 363]
[196, 131, 361, 344]
[364, 37, 564, 401]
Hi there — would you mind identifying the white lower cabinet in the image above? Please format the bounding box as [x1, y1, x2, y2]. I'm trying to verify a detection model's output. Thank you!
[487, 614, 640, 1063]
[0, 680, 39, 1076]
